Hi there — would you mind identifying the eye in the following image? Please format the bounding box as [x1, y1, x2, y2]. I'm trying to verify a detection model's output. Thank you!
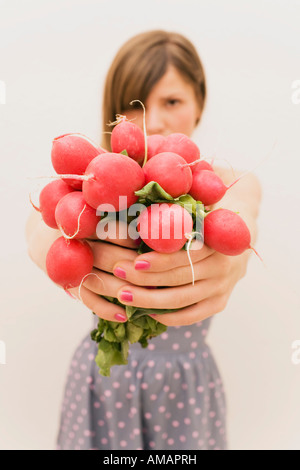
[166, 98, 181, 107]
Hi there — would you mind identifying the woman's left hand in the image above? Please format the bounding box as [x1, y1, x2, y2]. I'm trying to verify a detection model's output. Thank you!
[112, 243, 249, 326]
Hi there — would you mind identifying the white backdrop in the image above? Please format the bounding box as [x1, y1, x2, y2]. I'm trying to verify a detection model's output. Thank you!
[0, 0, 300, 450]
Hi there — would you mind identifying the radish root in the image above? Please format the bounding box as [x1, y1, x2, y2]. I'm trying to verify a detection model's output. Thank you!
[58, 204, 87, 240]
[184, 231, 203, 286]
[130, 100, 148, 167]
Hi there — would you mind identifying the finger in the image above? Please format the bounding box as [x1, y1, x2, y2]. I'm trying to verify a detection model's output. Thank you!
[87, 220, 138, 249]
[68, 285, 127, 322]
[116, 278, 219, 310]
[112, 252, 226, 287]
[80, 268, 136, 296]
[86, 241, 137, 273]
[132, 242, 215, 273]
[148, 295, 227, 327]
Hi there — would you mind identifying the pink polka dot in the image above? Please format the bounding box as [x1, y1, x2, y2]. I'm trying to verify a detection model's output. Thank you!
[126, 393, 133, 399]
[108, 430, 115, 438]
[158, 406, 166, 413]
[86, 376, 93, 384]
[161, 333, 168, 340]
[67, 411, 72, 418]
[76, 394, 82, 402]
[132, 360, 138, 367]
[168, 393, 176, 399]
[68, 431, 75, 439]
[198, 439, 204, 446]
[189, 352, 196, 359]
[81, 386, 87, 393]
[177, 402, 184, 409]
[70, 403, 77, 410]
[81, 409, 87, 416]
[104, 390, 112, 397]
[184, 331, 192, 338]
[150, 394, 157, 401]
[202, 351, 209, 358]
[118, 421, 125, 428]
[84, 430, 91, 437]
[113, 382, 120, 389]
[130, 407, 137, 415]
[145, 412, 152, 419]
[209, 411, 216, 418]
[202, 329, 207, 335]
[98, 420, 104, 426]
[147, 360, 155, 368]
[148, 344, 155, 350]
[101, 438, 108, 444]
[172, 343, 180, 350]
[74, 373, 81, 380]
[189, 398, 196, 405]
[166, 362, 172, 368]
[125, 371, 132, 378]
[209, 439, 216, 446]
[202, 418, 208, 425]
[83, 341, 90, 349]
[184, 418, 191, 425]
[209, 382, 215, 389]
[165, 412, 171, 419]
[73, 424, 79, 431]
[163, 385, 170, 392]
[88, 353, 94, 360]
[136, 371, 143, 379]
[141, 383, 148, 390]
[149, 441, 155, 448]
[192, 431, 199, 438]
[173, 372, 180, 380]
[197, 386, 204, 393]
[155, 373, 163, 380]
[78, 438, 84, 445]
[180, 435, 186, 442]
[183, 362, 191, 370]
[154, 425, 161, 432]
[167, 438, 174, 445]
[106, 411, 113, 419]
[129, 384, 136, 392]
[191, 342, 198, 349]
[77, 416, 84, 424]
[182, 383, 188, 390]
[80, 363, 87, 371]
[133, 428, 140, 435]
[162, 432, 168, 439]
[115, 402, 123, 409]
[195, 408, 202, 415]
[215, 420, 222, 427]
[172, 420, 180, 427]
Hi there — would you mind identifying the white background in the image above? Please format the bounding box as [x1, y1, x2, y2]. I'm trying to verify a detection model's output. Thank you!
[0, 0, 300, 450]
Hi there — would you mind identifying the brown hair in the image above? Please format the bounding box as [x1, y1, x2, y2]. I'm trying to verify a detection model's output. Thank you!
[101, 30, 207, 150]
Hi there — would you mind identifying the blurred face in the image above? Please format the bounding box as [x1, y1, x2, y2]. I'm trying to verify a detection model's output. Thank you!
[123, 65, 201, 138]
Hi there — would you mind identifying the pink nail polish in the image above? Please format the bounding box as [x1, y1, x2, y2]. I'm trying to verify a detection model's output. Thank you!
[114, 313, 127, 322]
[120, 291, 133, 302]
[135, 260, 150, 270]
[114, 267, 126, 279]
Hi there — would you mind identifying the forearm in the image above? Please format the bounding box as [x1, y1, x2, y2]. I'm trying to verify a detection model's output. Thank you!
[25, 209, 61, 273]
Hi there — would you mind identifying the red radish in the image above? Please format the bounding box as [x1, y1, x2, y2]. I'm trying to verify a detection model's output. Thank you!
[30, 179, 75, 229]
[137, 203, 193, 253]
[82, 153, 145, 212]
[143, 152, 193, 197]
[189, 169, 235, 206]
[192, 160, 214, 174]
[159, 133, 200, 168]
[204, 208, 255, 256]
[55, 191, 100, 239]
[111, 115, 145, 164]
[46, 236, 94, 290]
[51, 133, 107, 190]
[147, 134, 166, 159]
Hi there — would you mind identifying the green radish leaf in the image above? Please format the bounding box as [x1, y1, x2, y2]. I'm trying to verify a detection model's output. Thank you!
[135, 181, 175, 204]
[120, 149, 128, 156]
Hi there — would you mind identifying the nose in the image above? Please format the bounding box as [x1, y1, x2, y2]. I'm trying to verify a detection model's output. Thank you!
[145, 106, 165, 136]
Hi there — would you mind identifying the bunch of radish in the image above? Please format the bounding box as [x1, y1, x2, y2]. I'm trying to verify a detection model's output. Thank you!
[29, 103, 260, 375]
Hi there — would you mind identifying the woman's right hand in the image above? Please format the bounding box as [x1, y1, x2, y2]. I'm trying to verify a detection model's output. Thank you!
[25, 209, 138, 323]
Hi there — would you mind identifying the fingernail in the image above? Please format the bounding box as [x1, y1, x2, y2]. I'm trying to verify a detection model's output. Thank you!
[135, 260, 150, 270]
[114, 267, 126, 279]
[114, 313, 127, 322]
[120, 291, 133, 302]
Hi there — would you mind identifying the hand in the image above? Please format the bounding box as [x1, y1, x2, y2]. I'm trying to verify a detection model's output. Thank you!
[110, 243, 250, 326]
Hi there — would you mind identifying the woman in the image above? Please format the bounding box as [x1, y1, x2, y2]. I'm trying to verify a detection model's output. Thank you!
[26, 30, 261, 450]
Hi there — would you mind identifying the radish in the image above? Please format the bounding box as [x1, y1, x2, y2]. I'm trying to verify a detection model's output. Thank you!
[82, 153, 145, 212]
[30, 179, 75, 229]
[51, 133, 107, 190]
[46, 236, 94, 290]
[192, 160, 214, 174]
[189, 169, 242, 206]
[159, 133, 200, 168]
[147, 134, 166, 160]
[143, 152, 193, 198]
[55, 191, 100, 239]
[203, 208, 260, 257]
[111, 115, 145, 164]
[137, 203, 194, 253]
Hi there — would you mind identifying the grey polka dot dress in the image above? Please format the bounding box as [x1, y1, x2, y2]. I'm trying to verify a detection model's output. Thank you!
[56, 316, 227, 450]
